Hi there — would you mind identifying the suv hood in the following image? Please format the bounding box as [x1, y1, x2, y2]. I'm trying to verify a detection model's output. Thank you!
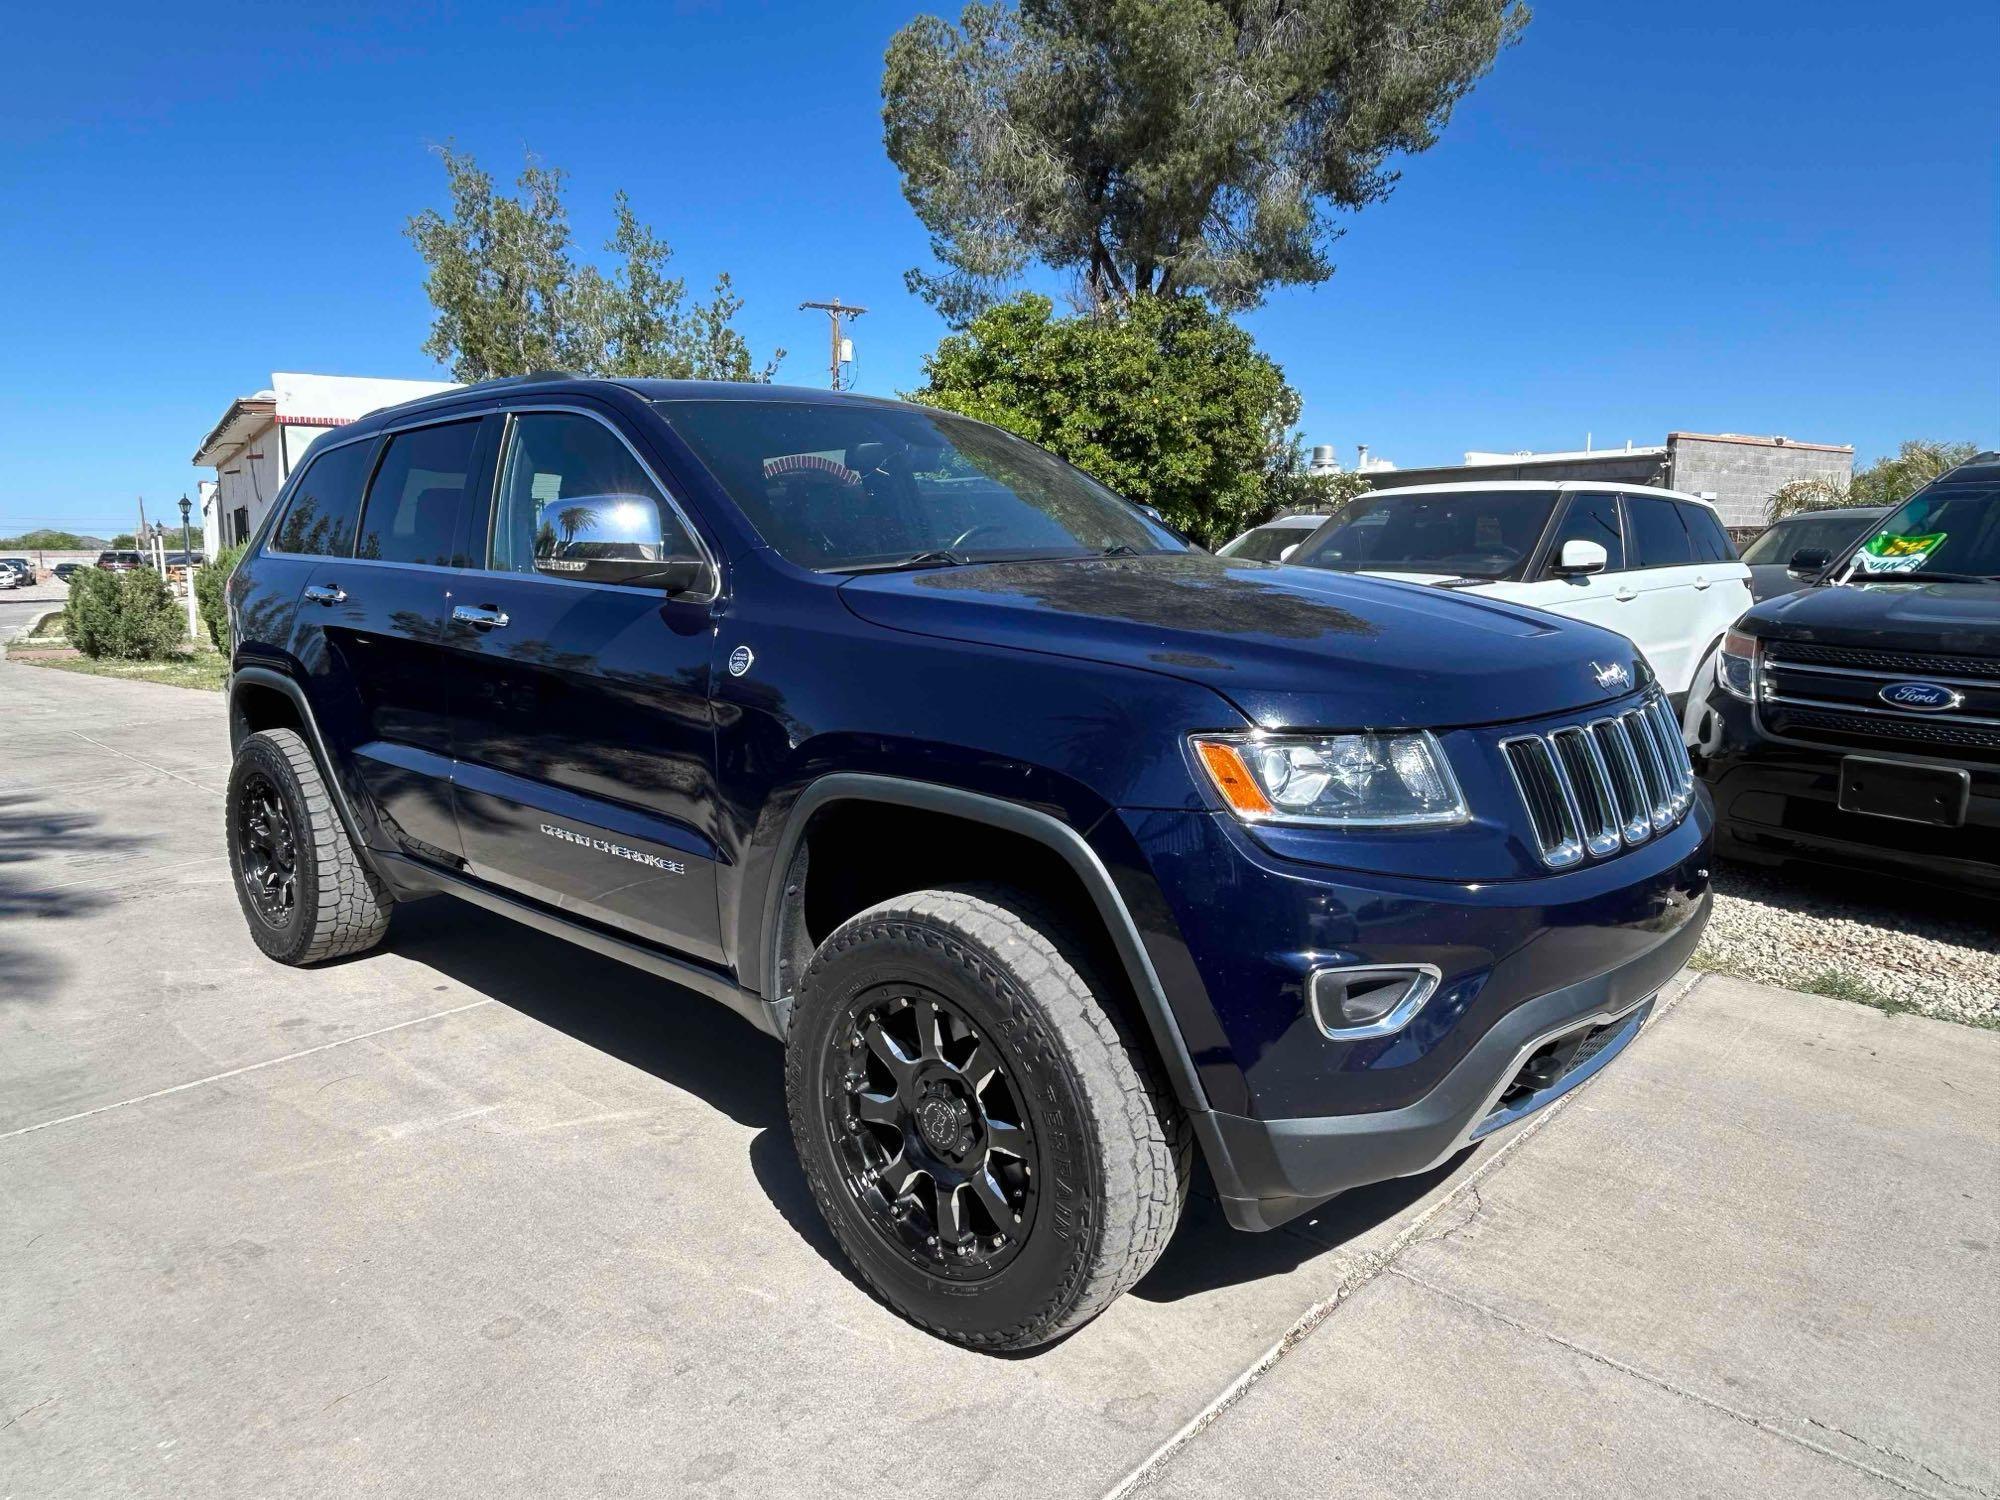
[1748, 578, 2000, 655]
[839, 553, 1645, 729]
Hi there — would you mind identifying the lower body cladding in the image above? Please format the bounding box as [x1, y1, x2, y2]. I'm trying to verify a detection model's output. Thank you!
[1698, 691, 2000, 894]
[1121, 800, 1712, 1231]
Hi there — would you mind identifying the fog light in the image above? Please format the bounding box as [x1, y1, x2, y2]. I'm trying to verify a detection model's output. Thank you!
[1308, 964, 1443, 1040]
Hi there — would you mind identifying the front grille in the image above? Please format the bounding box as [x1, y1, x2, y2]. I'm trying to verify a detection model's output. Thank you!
[1502, 695, 1693, 868]
[1767, 642, 2000, 680]
[1766, 707, 2000, 754]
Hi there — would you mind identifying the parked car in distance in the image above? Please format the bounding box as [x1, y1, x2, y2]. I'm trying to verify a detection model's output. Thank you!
[1286, 482, 1751, 723]
[222, 375, 1711, 1350]
[1216, 512, 1329, 561]
[95, 550, 143, 572]
[1694, 451, 2000, 892]
[51, 562, 84, 583]
[0, 558, 32, 587]
[1737, 506, 1891, 603]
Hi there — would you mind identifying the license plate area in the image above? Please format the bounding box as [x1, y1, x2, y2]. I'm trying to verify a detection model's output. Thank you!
[1837, 756, 1969, 827]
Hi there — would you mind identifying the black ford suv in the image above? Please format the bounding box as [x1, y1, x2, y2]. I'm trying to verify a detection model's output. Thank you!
[223, 376, 1710, 1348]
[1694, 450, 2000, 892]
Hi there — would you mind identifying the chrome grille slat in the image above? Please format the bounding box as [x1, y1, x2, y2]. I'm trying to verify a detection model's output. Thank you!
[1589, 717, 1653, 845]
[1505, 694, 1690, 868]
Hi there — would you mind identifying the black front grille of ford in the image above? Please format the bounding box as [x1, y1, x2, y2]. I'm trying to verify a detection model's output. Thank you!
[1766, 707, 2000, 754]
[1501, 695, 1694, 868]
[1766, 643, 2000, 679]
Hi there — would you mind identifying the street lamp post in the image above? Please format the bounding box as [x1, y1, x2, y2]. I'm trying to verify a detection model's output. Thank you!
[179, 495, 199, 644]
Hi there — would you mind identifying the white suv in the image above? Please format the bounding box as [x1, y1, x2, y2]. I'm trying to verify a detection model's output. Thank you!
[1285, 482, 1752, 727]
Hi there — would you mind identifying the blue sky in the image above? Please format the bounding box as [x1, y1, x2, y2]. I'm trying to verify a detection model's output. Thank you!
[2, 0, 1994, 535]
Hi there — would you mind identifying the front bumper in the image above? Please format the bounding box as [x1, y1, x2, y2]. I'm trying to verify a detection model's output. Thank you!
[1697, 690, 2000, 892]
[1192, 898, 1703, 1229]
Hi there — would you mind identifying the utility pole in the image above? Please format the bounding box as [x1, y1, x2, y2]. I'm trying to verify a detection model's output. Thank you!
[798, 298, 867, 390]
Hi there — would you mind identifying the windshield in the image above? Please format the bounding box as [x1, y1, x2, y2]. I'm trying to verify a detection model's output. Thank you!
[1741, 511, 1881, 565]
[657, 400, 1186, 570]
[1290, 491, 1557, 580]
[1840, 486, 2000, 579]
[1220, 524, 1314, 561]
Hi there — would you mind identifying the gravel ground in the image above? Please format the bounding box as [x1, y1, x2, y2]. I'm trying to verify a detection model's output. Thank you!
[1696, 860, 2000, 1028]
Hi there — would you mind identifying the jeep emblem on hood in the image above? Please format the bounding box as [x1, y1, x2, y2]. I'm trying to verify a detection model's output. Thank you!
[1591, 660, 1631, 692]
[1879, 681, 1962, 712]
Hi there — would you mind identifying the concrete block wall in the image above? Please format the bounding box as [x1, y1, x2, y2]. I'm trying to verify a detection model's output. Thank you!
[1668, 435, 1853, 529]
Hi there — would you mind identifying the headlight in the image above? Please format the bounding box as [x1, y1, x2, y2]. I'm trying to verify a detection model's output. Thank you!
[1191, 731, 1470, 828]
[1717, 628, 1760, 701]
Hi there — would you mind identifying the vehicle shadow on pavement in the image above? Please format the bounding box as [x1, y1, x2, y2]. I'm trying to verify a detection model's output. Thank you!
[0, 793, 149, 1004]
[377, 895, 1468, 1316]
[1130, 1149, 1476, 1304]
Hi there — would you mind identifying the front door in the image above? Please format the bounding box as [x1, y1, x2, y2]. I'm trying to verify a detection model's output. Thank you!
[1502, 491, 1639, 652]
[440, 406, 727, 965]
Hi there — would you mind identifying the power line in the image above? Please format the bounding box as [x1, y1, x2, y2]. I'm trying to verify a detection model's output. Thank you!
[798, 298, 867, 390]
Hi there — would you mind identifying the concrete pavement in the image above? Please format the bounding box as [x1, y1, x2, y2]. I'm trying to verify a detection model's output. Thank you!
[2, 659, 1994, 1498]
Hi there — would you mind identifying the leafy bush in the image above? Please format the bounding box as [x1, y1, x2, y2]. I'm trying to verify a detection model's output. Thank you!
[62, 566, 187, 660]
[194, 543, 247, 651]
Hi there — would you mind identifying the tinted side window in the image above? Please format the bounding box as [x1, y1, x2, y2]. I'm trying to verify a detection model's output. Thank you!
[357, 421, 482, 565]
[1676, 502, 1737, 562]
[490, 412, 696, 575]
[1544, 493, 1624, 573]
[269, 440, 372, 557]
[1626, 495, 1695, 568]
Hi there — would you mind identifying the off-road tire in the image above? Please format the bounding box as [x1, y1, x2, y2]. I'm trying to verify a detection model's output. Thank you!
[226, 728, 392, 965]
[785, 884, 1190, 1350]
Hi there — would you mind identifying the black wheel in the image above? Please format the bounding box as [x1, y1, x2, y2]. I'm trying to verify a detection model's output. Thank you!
[785, 886, 1189, 1350]
[226, 728, 392, 965]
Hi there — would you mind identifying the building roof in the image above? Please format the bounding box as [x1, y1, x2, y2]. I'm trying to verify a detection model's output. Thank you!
[194, 372, 461, 467]
[1667, 431, 1853, 453]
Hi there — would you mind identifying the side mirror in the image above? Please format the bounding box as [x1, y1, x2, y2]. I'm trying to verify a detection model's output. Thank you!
[534, 494, 712, 596]
[1787, 547, 1831, 578]
[1278, 543, 1300, 562]
[1554, 539, 1608, 576]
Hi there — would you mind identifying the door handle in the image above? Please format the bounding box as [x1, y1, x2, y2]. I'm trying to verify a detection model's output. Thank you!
[1615, 586, 1636, 602]
[1692, 574, 1711, 590]
[451, 604, 510, 630]
[302, 584, 346, 606]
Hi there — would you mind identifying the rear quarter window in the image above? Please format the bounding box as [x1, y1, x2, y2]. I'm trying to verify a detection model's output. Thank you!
[1674, 502, 1737, 563]
[268, 439, 375, 558]
[1625, 495, 1695, 568]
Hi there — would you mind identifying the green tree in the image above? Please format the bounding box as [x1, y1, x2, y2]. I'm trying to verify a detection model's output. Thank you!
[407, 147, 781, 383]
[911, 292, 1298, 546]
[1768, 440, 1982, 519]
[110, 533, 136, 549]
[884, 0, 1527, 319]
[0, 529, 87, 549]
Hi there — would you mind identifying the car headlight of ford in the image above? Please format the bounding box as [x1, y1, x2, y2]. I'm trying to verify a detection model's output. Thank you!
[1191, 731, 1470, 828]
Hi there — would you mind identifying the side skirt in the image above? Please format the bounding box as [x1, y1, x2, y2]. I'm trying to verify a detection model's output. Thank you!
[376, 851, 785, 1039]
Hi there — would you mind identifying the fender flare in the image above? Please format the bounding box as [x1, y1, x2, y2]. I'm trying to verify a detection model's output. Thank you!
[756, 773, 1211, 1115]
[228, 665, 389, 887]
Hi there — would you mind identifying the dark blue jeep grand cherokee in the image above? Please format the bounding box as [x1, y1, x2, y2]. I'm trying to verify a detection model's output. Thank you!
[223, 376, 1710, 1349]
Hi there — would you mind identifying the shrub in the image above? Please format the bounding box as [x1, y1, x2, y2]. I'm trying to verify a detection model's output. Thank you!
[194, 543, 247, 652]
[62, 566, 187, 660]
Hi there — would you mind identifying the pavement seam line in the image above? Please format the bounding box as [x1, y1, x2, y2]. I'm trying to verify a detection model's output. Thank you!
[1386, 1265, 1973, 1500]
[64, 728, 225, 797]
[31, 852, 227, 895]
[1100, 970, 1709, 1500]
[0, 998, 498, 1142]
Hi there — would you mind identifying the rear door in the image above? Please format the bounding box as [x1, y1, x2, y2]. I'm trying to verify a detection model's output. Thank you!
[1618, 492, 1707, 694]
[1674, 499, 1753, 661]
[306, 415, 497, 864]
[439, 404, 727, 965]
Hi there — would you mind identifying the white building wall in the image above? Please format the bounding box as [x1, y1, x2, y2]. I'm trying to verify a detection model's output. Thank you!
[213, 419, 289, 548]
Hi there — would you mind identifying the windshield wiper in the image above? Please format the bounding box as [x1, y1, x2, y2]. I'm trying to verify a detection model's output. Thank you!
[838, 549, 969, 574]
[1098, 542, 1144, 557]
[1844, 570, 1998, 586]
